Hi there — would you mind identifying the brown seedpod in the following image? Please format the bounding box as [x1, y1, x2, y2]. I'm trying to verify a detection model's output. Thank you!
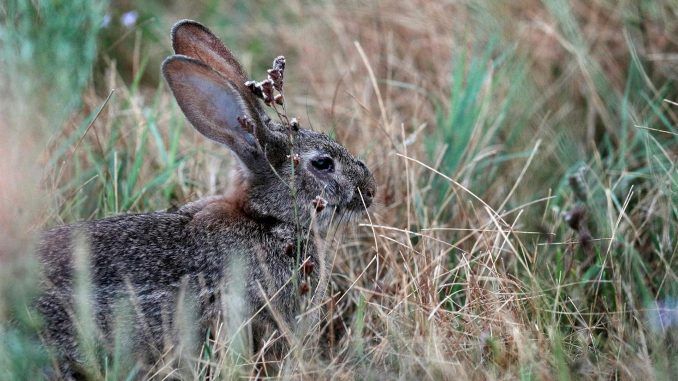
[246, 56, 286, 105]
[312, 195, 327, 212]
[290, 117, 299, 131]
[564, 204, 593, 253]
[237, 115, 255, 134]
[299, 281, 310, 295]
[268, 68, 282, 83]
[244, 80, 263, 99]
[301, 259, 315, 276]
[568, 172, 588, 202]
[260, 78, 275, 105]
[270, 56, 286, 90]
[564, 205, 586, 231]
[286, 153, 300, 167]
[285, 242, 295, 257]
[272, 55, 286, 71]
[268, 69, 283, 92]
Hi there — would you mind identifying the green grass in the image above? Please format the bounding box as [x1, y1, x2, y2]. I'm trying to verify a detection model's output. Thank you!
[1, 0, 676, 379]
[0, 0, 105, 125]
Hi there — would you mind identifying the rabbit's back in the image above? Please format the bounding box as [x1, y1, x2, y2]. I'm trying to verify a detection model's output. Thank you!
[41, 211, 197, 289]
[38, 197, 287, 302]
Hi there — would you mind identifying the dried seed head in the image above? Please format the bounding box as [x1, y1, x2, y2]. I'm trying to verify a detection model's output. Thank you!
[568, 173, 588, 202]
[290, 117, 299, 131]
[267, 68, 284, 92]
[272, 55, 286, 72]
[564, 205, 586, 231]
[579, 229, 592, 250]
[244, 80, 263, 99]
[285, 242, 295, 257]
[312, 195, 327, 212]
[299, 281, 309, 295]
[267, 68, 282, 80]
[245, 55, 286, 107]
[237, 115, 255, 134]
[301, 259, 315, 276]
[260, 78, 275, 105]
[287, 153, 300, 167]
[244, 79, 276, 105]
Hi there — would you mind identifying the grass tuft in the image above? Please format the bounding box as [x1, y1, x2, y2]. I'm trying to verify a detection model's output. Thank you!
[1, 0, 676, 379]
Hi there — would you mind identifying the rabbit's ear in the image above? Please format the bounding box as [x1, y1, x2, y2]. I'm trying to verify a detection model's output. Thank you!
[170, 20, 263, 111]
[162, 55, 280, 171]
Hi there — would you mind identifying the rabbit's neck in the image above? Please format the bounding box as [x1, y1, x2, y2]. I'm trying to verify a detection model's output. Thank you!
[180, 194, 309, 235]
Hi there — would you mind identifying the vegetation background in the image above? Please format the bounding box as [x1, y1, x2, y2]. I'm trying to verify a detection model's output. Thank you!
[0, 0, 676, 379]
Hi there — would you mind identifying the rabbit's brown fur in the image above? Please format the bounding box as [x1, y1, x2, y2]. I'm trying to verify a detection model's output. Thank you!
[37, 20, 375, 379]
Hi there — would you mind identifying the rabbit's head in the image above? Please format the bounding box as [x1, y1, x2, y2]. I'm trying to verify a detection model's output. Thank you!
[162, 20, 375, 230]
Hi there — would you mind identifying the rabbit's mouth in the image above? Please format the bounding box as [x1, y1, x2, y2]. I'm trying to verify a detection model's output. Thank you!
[321, 186, 374, 215]
[313, 204, 359, 227]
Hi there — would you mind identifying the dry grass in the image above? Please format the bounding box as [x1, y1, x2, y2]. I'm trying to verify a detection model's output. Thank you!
[1, 0, 676, 380]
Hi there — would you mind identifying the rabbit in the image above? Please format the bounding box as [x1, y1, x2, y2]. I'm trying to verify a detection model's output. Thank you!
[36, 19, 376, 379]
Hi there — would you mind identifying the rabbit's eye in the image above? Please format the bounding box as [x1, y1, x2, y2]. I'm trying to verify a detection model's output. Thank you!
[311, 157, 334, 172]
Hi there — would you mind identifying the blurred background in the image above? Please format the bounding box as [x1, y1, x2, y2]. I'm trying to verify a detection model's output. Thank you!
[0, 0, 676, 379]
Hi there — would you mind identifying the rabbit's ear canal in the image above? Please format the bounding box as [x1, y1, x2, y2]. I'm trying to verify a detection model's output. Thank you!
[162, 55, 270, 170]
